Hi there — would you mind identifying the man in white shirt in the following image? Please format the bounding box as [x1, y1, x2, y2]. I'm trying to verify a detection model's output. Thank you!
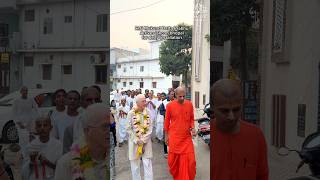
[57, 91, 80, 154]
[12, 86, 39, 159]
[155, 93, 166, 142]
[117, 97, 130, 147]
[126, 91, 136, 110]
[113, 89, 121, 104]
[22, 115, 62, 180]
[50, 89, 67, 139]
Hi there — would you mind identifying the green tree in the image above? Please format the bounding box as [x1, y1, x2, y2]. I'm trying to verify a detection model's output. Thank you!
[211, 0, 260, 80]
[159, 23, 192, 90]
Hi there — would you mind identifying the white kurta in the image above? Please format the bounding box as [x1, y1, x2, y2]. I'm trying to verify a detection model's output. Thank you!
[126, 108, 153, 161]
[146, 98, 157, 126]
[12, 97, 39, 158]
[22, 137, 62, 180]
[117, 105, 130, 143]
[155, 100, 165, 141]
[54, 151, 107, 180]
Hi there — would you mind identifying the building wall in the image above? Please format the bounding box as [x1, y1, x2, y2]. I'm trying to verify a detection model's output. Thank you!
[21, 52, 107, 94]
[191, 0, 210, 117]
[260, 0, 320, 149]
[115, 59, 172, 93]
[19, 0, 107, 49]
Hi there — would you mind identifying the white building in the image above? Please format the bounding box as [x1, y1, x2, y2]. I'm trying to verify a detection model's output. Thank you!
[260, 0, 320, 150]
[110, 48, 138, 90]
[12, 0, 108, 97]
[114, 41, 178, 94]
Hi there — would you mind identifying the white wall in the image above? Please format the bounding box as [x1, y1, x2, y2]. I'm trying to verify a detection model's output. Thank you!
[21, 52, 107, 93]
[20, 0, 107, 49]
[191, 0, 210, 115]
[261, 0, 320, 149]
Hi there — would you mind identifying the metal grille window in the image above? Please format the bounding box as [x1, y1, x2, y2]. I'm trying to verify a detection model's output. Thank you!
[129, 82, 133, 85]
[43, 18, 53, 34]
[297, 104, 306, 137]
[195, 91, 200, 108]
[140, 66, 144, 72]
[97, 14, 107, 32]
[123, 82, 126, 87]
[152, 82, 157, 88]
[95, 65, 107, 84]
[25, 9, 35, 22]
[118, 64, 121, 69]
[62, 65, 72, 75]
[140, 82, 144, 88]
[64, 16, 72, 23]
[123, 67, 127, 73]
[24, 56, 34, 67]
[272, 94, 286, 148]
[42, 64, 52, 80]
[203, 94, 206, 105]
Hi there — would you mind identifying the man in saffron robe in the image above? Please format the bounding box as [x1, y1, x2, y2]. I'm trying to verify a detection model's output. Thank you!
[164, 86, 196, 180]
[210, 79, 268, 180]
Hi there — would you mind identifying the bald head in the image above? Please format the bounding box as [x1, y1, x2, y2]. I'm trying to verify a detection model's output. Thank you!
[210, 79, 243, 133]
[175, 86, 186, 104]
[82, 103, 108, 128]
[135, 94, 146, 110]
[175, 86, 185, 94]
[211, 79, 242, 104]
[81, 87, 101, 108]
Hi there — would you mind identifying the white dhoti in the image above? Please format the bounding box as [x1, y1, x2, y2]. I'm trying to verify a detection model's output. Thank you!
[119, 118, 128, 143]
[156, 114, 164, 141]
[17, 127, 30, 159]
[130, 158, 153, 180]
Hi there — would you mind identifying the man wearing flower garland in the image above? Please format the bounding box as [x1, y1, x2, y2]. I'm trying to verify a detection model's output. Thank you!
[54, 103, 109, 180]
[164, 86, 197, 180]
[127, 94, 153, 180]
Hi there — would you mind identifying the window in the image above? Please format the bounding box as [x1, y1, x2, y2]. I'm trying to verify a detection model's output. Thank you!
[195, 91, 200, 108]
[42, 64, 52, 80]
[117, 79, 121, 83]
[95, 65, 107, 84]
[117, 64, 121, 69]
[297, 104, 306, 138]
[97, 14, 107, 32]
[203, 94, 206, 105]
[140, 82, 144, 88]
[272, 94, 286, 148]
[140, 66, 144, 72]
[152, 82, 157, 88]
[62, 65, 72, 75]
[25, 9, 35, 22]
[43, 18, 53, 34]
[24, 56, 34, 67]
[129, 82, 133, 85]
[123, 67, 127, 73]
[123, 82, 126, 87]
[64, 16, 72, 23]
[130, 66, 133, 69]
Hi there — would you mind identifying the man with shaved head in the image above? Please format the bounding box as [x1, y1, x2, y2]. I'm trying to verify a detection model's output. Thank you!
[127, 94, 153, 180]
[164, 86, 197, 180]
[55, 103, 109, 180]
[210, 79, 268, 180]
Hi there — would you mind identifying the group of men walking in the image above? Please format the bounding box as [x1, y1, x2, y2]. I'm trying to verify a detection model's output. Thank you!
[112, 87, 197, 180]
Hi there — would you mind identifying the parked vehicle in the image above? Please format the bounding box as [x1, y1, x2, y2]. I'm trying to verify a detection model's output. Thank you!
[0, 89, 55, 143]
[197, 103, 211, 147]
[278, 132, 320, 180]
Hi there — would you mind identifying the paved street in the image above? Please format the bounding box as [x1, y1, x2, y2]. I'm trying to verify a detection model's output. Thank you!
[114, 136, 210, 180]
